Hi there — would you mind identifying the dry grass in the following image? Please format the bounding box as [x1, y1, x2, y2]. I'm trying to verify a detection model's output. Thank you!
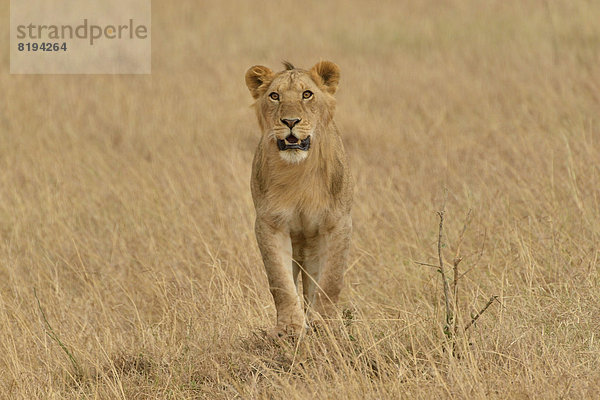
[1, 0, 600, 398]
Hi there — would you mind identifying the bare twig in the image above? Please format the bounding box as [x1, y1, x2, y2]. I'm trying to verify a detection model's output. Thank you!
[413, 261, 439, 269]
[464, 295, 499, 331]
[452, 209, 472, 338]
[453, 210, 472, 261]
[420, 208, 497, 352]
[436, 211, 452, 336]
[453, 225, 485, 284]
[453, 209, 472, 294]
[34, 288, 82, 378]
[474, 227, 487, 265]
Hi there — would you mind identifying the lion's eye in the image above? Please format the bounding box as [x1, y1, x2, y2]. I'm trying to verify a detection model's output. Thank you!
[302, 90, 313, 99]
[269, 92, 279, 101]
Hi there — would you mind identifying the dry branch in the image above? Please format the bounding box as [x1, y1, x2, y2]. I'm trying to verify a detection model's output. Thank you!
[413, 261, 439, 269]
[436, 211, 453, 336]
[464, 295, 499, 331]
[452, 209, 472, 338]
[418, 209, 498, 349]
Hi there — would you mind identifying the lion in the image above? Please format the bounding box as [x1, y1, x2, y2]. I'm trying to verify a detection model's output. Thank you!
[245, 60, 353, 337]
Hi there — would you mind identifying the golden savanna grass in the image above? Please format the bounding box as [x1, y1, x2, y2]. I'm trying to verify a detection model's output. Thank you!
[1, 1, 599, 398]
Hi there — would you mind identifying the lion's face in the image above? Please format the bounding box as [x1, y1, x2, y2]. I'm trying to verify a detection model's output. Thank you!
[245, 61, 340, 164]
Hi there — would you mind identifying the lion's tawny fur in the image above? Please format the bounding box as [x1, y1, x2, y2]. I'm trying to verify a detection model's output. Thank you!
[245, 61, 353, 336]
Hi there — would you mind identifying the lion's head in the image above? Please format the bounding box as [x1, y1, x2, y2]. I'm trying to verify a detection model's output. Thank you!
[245, 61, 340, 163]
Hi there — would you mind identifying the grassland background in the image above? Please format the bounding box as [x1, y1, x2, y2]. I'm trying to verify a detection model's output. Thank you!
[1, 0, 599, 398]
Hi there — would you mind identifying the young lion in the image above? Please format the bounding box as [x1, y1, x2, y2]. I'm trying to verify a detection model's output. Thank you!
[245, 61, 353, 337]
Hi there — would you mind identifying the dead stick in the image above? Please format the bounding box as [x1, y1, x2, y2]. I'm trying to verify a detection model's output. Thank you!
[452, 209, 472, 338]
[436, 211, 452, 333]
[413, 261, 439, 268]
[464, 295, 498, 331]
[453, 209, 472, 296]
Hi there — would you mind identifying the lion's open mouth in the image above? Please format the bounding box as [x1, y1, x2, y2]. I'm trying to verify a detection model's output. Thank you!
[277, 134, 311, 151]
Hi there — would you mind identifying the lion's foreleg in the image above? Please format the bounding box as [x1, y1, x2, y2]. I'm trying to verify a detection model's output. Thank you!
[313, 216, 352, 319]
[255, 219, 305, 335]
[300, 235, 324, 310]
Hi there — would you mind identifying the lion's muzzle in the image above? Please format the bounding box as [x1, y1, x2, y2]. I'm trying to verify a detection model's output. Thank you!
[277, 134, 311, 151]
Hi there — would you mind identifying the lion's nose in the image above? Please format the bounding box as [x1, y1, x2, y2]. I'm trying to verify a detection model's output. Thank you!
[280, 118, 301, 129]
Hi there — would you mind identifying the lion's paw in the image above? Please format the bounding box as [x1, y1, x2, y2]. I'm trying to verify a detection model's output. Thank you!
[267, 323, 307, 340]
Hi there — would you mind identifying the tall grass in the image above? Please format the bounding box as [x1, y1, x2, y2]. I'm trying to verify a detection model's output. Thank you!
[1, 0, 599, 398]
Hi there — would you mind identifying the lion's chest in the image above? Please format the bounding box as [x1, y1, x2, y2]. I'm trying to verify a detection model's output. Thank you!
[261, 186, 332, 238]
[286, 209, 323, 238]
[262, 169, 331, 209]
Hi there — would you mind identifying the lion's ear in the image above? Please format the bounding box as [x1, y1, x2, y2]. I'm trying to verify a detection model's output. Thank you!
[245, 65, 274, 99]
[310, 61, 340, 95]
